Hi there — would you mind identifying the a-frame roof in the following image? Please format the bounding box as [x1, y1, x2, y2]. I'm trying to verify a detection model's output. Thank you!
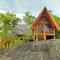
[32, 7, 59, 32]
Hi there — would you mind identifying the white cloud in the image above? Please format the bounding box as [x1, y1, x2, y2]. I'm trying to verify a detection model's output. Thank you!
[16, 13, 26, 24]
[0, 9, 6, 13]
[16, 13, 24, 19]
[0, 9, 24, 19]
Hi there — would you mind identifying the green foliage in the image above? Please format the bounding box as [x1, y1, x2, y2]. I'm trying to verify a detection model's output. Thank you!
[23, 12, 36, 25]
[0, 12, 21, 40]
[4, 36, 25, 49]
[23, 12, 35, 38]
[56, 31, 60, 39]
[52, 15, 60, 29]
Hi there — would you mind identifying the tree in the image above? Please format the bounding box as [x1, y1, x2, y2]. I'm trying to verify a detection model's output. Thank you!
[0, 12, 21, 40]
[23, 12, 36, 25]
[48, 10, 53, 13]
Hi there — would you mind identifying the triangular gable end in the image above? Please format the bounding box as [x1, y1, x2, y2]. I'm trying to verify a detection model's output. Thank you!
[32, 7, 59, 32]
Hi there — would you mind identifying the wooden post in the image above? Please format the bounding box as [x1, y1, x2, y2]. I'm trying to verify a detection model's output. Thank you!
[33, 31, 35, 41]
[35, 32, 38, 42]
[32, 33, 35, 41]
[54, 29, 55, 39]
[43, 30, 46, 40]
[0, 41, 3, 51]
[35, 25, 38, 41]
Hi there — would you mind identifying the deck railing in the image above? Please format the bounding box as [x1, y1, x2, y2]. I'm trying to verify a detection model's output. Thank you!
[43, 28, 55, 40]
[45, 28, 55, 34]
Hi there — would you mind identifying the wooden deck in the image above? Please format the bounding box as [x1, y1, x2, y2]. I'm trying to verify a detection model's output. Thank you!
[38, 28, 55, 40]
[43, 28, 55, 40]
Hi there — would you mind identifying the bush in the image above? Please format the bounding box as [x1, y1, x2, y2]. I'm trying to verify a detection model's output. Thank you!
[56, 31, 60, 39]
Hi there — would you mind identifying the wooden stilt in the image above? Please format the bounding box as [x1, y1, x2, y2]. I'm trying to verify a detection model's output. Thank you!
[43, 31, 46, 40]
[54, 29, 55, 39]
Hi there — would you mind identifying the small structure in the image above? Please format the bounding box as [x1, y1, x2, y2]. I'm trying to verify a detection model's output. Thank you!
[12, 24, 32, 40]
[32, 7, 59, 40]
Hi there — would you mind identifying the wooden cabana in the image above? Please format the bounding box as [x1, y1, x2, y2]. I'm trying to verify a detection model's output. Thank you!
[32, 7, 59, 40]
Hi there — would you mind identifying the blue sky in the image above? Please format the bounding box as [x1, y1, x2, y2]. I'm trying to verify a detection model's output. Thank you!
[0, 0, 60, 18]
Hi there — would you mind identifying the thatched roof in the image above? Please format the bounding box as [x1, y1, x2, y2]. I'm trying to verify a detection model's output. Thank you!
[12, 24, 32, 35]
